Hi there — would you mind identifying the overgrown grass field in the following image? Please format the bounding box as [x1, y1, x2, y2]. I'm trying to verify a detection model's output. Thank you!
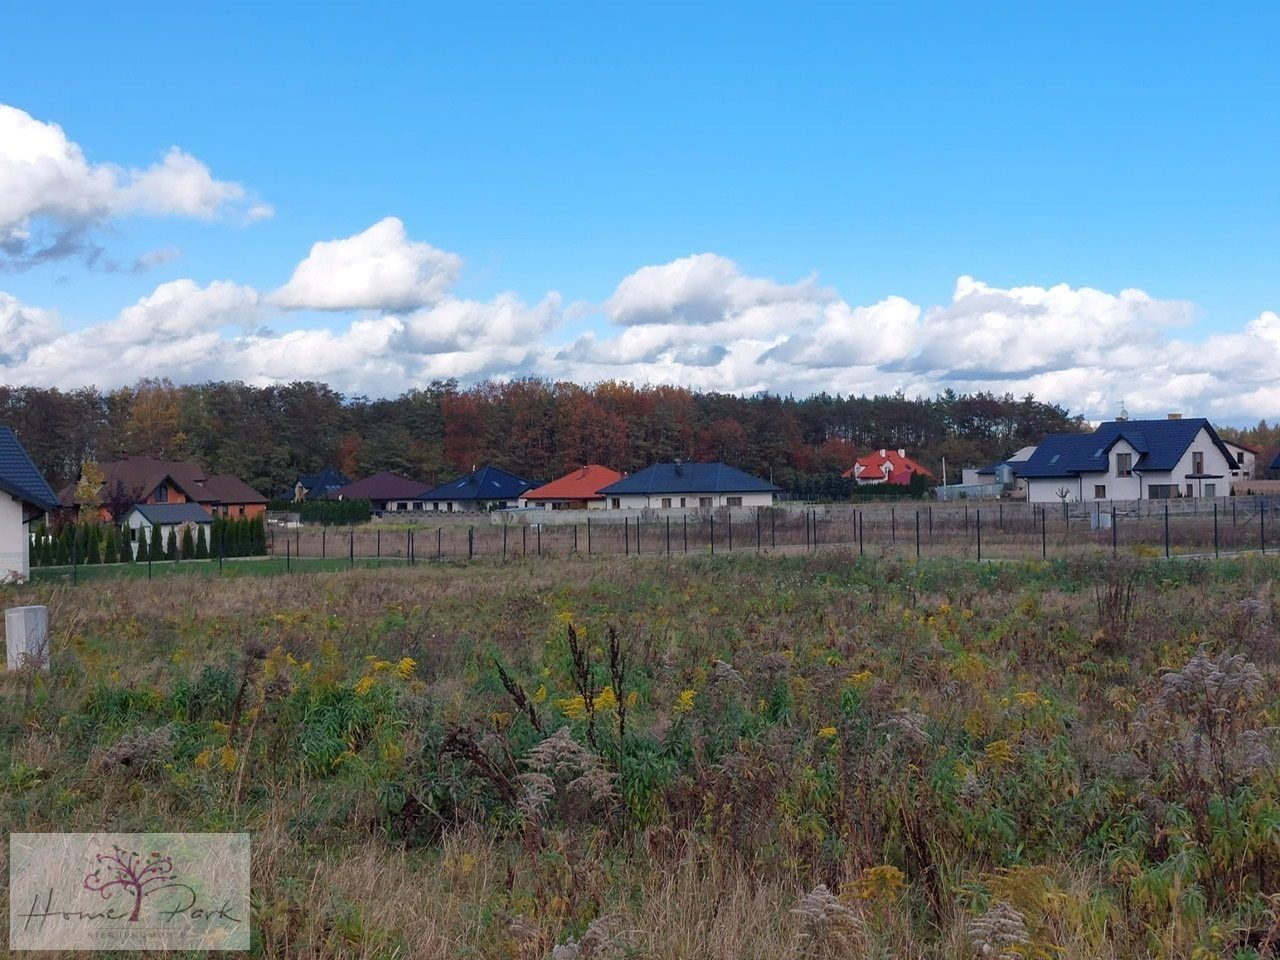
[2, 554, 1279, 958]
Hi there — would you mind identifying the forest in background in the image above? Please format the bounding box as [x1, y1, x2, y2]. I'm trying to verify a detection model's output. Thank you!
[0, 377, 1228, 499]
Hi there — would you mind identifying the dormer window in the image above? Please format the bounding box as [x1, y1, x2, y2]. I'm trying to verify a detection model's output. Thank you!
[1115, 453, 1133, 477]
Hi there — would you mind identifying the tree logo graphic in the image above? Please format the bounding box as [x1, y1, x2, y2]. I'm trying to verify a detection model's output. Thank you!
[82, 843, 179, 922]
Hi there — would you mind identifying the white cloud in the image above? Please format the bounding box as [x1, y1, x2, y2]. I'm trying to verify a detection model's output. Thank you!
[271, 217, 462, 311]
[0, 104, 266, 266]
[2, 230, 1278, 423]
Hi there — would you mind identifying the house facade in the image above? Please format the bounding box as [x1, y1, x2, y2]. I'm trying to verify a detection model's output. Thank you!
[1015, 416, 1239, 503]
[1223, 441, 1258, 482]
[519, 465, 622, 510]
[418, 465, 536, 512]
[597, 462, 780, 510]
[61, 458, 268, 521]
[122, 503, 213, 558]
[0, 427, 59, 582]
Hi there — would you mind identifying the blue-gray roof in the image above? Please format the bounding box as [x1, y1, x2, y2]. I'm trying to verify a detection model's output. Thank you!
[1273, 451, 1280, 471]
[1015, 418, 1235, 479]
[417, 465, 535, 502]
[598, 462, 780, 496]
[129, 503, 213, 524]
[0, 427, 58, 513]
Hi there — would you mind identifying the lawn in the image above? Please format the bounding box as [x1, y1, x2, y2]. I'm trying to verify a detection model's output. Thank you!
[2, 553, 1279, 958]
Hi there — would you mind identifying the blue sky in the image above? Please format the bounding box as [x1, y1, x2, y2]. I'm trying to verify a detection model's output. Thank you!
[2, 3, 1278, 421]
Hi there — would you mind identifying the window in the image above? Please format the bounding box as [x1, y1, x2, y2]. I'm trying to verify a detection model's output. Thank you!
[699, 497, 713, 509]
[155, 485, 169, 503]
[1192, 451, 1204, 474]
[1186, 483, 1194, 497]
[1148, 484, 1170, 499]
[1205, 483, 1216, 498]
[680, 498, 686, 508]
[1115, 453, 1132, 477]
[726, 496, 743, 507]
[661, 497, 671, 508]
[1094, 485, 1106, 499]
[611, 498, 620, 509]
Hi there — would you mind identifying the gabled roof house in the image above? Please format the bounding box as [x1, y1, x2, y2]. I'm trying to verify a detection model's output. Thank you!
[519, 465, 623, 510]
[843, 449, 934, 486]
[417, 465, 536, 512]
[597, 461, 780, 510]
[60, 457, 268, 521]
[122, 503, 213, 559]
[328, 471, 431, 514]
[0, 427, 59, 581]
[1013, 416, 1238, 502]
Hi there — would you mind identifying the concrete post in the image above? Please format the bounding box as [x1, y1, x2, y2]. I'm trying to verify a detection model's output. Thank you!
[6, 604, 49, 671]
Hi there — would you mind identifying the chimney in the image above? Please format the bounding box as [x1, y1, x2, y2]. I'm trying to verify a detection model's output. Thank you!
[1167, 412, 1182, 420]
[879, 448, 886, 457]
[898, 448, 906, 458]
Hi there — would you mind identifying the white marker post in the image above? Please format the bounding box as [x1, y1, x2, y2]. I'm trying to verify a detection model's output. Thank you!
[5, 604, 49, 671]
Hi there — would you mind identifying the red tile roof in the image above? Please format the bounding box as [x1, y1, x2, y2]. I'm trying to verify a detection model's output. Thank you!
[842, 449, 934, 485]
[522, 464, 623, 501]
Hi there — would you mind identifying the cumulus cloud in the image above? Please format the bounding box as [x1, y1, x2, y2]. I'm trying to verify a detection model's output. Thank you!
[1, 232, 1278, 422]
[0, 104, 266, 267]
[271, 217, 462, 311]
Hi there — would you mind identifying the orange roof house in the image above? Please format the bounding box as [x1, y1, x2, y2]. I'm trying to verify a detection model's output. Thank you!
[842, 449, 935, 487]
[519, 465, 623, 510]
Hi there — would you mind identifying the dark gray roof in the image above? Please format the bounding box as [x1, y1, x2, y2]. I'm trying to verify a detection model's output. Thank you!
[129, 503, 213, 525]
[418, 465, 536, 502]
[1273, 451, 1280, 471]
[1016, 418, 1236, 479]
[0, 427, 58, 513]
[598, 462, 780, 495]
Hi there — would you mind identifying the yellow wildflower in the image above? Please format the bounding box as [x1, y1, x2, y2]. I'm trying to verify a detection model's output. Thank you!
[849, 864, 907, 901]
[193, 748, 213, 770]
[848, 670, 874, 688]
[354, 675, 377, 697]
[674, 689, 697, 714]
[395, 657, 417, 680]
[218, 745, 237, 772]
[557, 694, 588, 721]
[593, 686, 618, 712]
[532, 684, 548, 704]
[984, 739, 1016, 767]
[1015, 690, 1046, 708]
[817, 726, 838, 739]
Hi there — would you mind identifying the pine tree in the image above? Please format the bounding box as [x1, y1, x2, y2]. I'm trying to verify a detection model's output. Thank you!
[54, 529, 69, 566]
[166, 528, 178, 561]
[86, 527, 102, 564]
[136, 534, 149, 563]
[150, 523, 164, 561]
[29, 534, 38, 568]
[180, 524, 195, 560]
[195, 525, 210, 559]
[252, 516, 267, 555]
[103, 529, 118, 564]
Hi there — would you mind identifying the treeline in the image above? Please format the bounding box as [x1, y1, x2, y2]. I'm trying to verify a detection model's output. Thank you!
[0, 379, 1081, 495]
[30, 516, 266, 567]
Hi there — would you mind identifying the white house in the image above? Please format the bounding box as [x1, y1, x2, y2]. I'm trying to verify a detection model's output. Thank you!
[123, 503, 213, 557]
[1014, 416, 1239, 503]
[1223, 440, 1258, 481]
[0, 427, 59, 582]
[596, 462, 780, 510]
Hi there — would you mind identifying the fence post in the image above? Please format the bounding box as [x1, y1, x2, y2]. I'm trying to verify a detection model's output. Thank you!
[218, 531, 223, 573]
[636, 518, 641, 555]
[727, 513, 733, 552]
[812, 509, 818, 549]
[667, 516, 672, 555]
[858, 510, 864, 557]
[683, 515, 688, 554]
[322, 528, 326, 559]
[805, 510, 810, 550]
[1164, 504, 1170, 560]
[574, 523, 579, 556]
[1213, 501, 1219, 558]
[771, 508, 776, 549]
[976, 509, 982, 562]
[999, 502, 1003, 531]
[72, 534, 78, 585]
[624, 517, 629, 556]
[1111, 506, 1117, 556]
[522, 525, 527, 557]
[1040, 507, 1046, 560]
[436, 527, 441, 561]
[915, 510, 920, 560]
[1262, 500, 1267, 556]
[349, 527, 354, 569]
[709, 515, 715, 555]
[503, 524, 508, 559]
[756, 510, 761, 552]
[537, 524, 542, 557]
[891, 507, 896, 545]
[928, 505, 933, 542]
[587, 517, 592, 556]
[284, 538, 289, 574]
[468, 526, 474, 560]
[376, 528, 381, 559]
